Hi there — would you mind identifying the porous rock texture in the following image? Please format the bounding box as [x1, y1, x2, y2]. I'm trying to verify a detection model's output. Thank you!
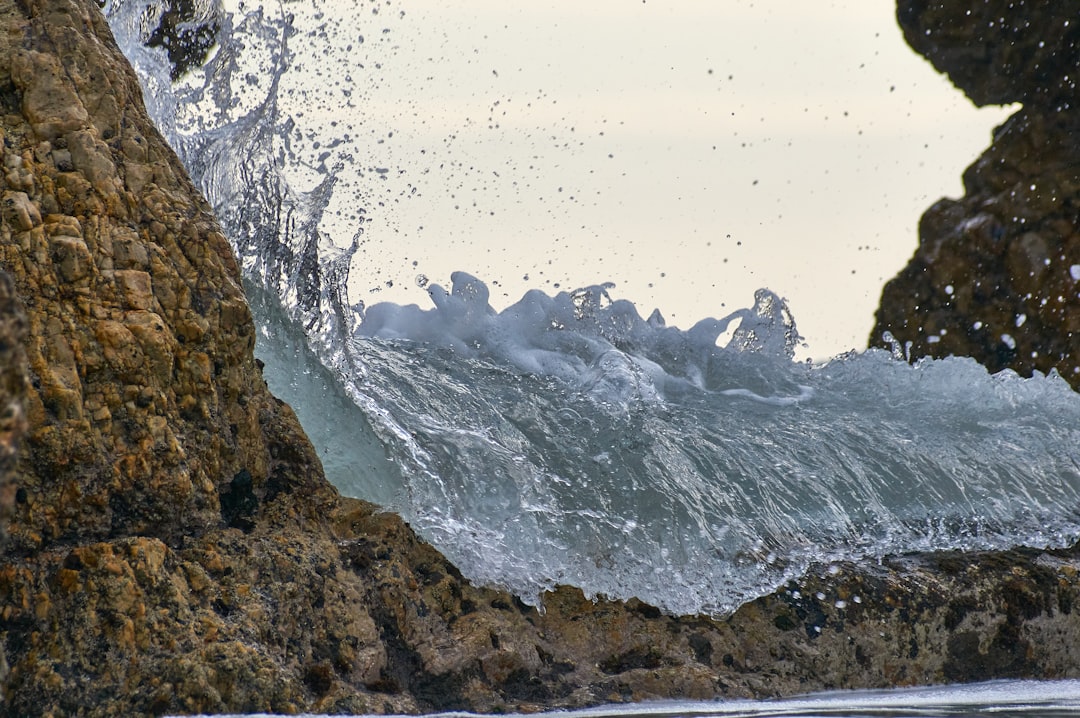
[872, 2, 1080, 382]
[2, 0, 1080, 715]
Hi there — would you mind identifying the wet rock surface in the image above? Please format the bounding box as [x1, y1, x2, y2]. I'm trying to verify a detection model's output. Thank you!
[895, 1, 1080, 108]
[9, 485, 1080, 715]
[873, 2, 1080, 383]
[2, 0, 1080, 715]
[325, 507, 1080, 710]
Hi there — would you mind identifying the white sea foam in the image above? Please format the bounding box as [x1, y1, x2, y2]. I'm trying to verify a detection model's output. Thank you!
[358, 272, 804, 409]
[177, 678, 1080, 717]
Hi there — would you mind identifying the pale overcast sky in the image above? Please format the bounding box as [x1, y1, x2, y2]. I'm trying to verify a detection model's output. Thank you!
[277, 0, 1016, 358]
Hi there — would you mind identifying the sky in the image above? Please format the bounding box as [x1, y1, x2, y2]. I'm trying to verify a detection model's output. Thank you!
[273, 0, 1017, 359]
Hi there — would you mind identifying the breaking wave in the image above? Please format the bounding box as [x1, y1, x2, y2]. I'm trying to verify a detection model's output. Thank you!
[107, 0, 1080, 615]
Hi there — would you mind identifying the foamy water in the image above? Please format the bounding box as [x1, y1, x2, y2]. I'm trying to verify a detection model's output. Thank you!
[253, 271, 1080, 615]
[182, 679, 1080, 717]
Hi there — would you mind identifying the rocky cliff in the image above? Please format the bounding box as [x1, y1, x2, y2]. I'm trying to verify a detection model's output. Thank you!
[872, 1, 1080, 382]
[2, 0, 1080, 715]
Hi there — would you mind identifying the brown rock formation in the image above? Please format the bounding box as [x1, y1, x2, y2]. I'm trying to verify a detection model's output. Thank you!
[2, 0, 1080, 714]
[872, 2, 1080, 382]
[334, 509, 1080, 708]
[895, 2, 1080, 109]
[1, 3, 333, 555]
[0, 0, 354, 711]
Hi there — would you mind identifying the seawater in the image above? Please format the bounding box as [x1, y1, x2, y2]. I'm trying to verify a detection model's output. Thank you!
[183, 679, 1080, 717]
[100, 0, 1080, 618]
[253, 273, 1080, 616]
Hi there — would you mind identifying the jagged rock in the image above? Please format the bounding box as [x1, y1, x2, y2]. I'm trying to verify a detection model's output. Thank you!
[3, 0, 1080, 714]
[0, 0, 355, 710]
[895, 1, 1080, 108]
[0, 0, 335, 554]
[872, 2, 1080, 384]
[331, 504, 1080, 709]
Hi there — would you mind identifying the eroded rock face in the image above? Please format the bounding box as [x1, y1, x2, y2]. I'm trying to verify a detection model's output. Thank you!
[0, 0, 358, 711]
[0, 0, 334, 553]
[872, 2, 1080, 382]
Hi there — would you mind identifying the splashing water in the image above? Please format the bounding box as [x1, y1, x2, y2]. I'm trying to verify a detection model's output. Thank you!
[106, 0, 1080, 616]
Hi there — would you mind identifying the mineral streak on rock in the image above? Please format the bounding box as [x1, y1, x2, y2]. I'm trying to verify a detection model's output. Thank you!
[2, 0, 1080, 714]
[872, 2, 1080, 383]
